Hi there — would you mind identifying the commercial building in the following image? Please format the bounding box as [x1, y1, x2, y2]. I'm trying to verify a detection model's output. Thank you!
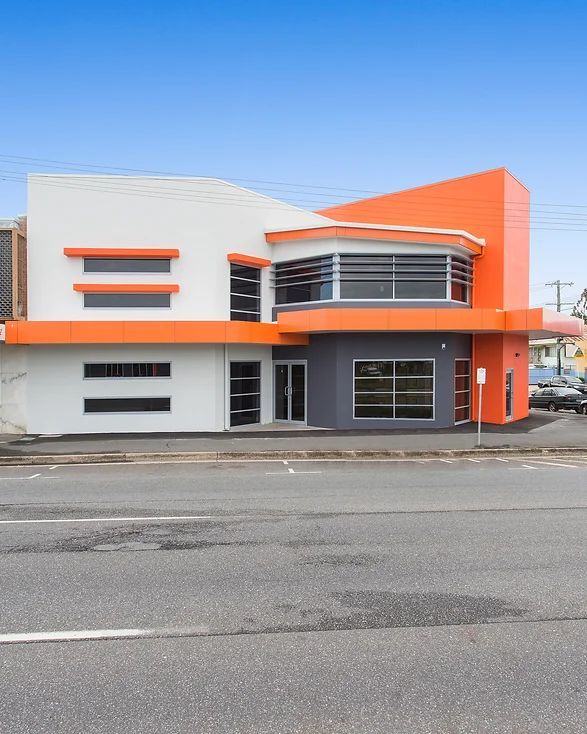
[0, 168, 582, 434]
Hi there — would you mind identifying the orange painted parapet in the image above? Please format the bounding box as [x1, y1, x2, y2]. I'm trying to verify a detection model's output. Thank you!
[227, 253, 272, 268]
[277, 308, 508, 334]
[64, 248, 180, 258]
[277, 307, 582, 338]
[73, 283, 180, 293]
[318, 168, 529, 311]
[266, 226, 484, 255]
[4, 321, 308, 346]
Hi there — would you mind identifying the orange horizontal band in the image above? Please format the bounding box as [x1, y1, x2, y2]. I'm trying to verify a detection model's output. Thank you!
[266, 226, 483, 255]
[73, 283, 180, 293]
[4, 321, 308, 346]
[276, 307, 583, 338]
[64, 248, 180, 258]
[227, 253, 272, 268]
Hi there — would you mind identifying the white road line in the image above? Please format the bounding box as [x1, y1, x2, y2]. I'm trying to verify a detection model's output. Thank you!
[495, 458, 509, 463]
[49, 465, 58, 470]
[526, 461, 578, 468]
[467, 458, 481, 463]
[283, 460, 289, 465]
[0, 515, 213, 525]
[439, 459, 453, 464]
[288, 467, 295, 473]
[521, 464, 537, 469]
[0, 629, 148, 645]
[27, 474, 41, 480]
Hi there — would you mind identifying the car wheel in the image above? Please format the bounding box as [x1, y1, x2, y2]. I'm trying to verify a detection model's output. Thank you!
[582, 404, 587, 416]
[547, 402, 558, 412]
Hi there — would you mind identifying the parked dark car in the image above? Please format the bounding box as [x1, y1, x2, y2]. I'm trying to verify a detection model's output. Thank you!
[536, 375, 587, 394]
[529, 387, 584, 412]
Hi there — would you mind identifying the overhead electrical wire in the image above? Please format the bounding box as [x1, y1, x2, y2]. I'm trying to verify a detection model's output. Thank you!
[3, 153, 587, 210]
[3, 171, 587, 233]
[2, 159, 587, 232]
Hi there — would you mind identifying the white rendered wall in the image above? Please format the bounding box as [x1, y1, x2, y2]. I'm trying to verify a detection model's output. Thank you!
[271, 237, 472, 263]
[27, 176, 330, 323]
[0, 345, 28, 434]
[24, 344, 274, 434]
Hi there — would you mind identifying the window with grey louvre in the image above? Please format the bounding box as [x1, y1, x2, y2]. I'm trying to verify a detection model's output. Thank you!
[273, 253, 473, 304]
[0, 230, 13, 318]
[230, 264, 261, 321]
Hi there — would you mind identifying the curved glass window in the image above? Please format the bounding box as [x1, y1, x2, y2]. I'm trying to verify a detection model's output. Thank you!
[273, 254, 472, 304]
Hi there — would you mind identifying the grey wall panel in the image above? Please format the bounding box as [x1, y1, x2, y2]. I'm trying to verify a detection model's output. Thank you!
[274, 333, 471, 429]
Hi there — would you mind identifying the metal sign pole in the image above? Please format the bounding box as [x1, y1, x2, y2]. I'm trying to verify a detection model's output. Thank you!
[476, 367, 486, 448]
[477, 381, 483, 447]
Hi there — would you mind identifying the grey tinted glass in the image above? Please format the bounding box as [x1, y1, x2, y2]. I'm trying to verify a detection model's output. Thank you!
[340, 281, 394, 299]
[84, 397, 171, 413]
[230, 362, 261, 427]
[394, 281, 447, 299]
[84, 363, 171, 378]
[84, 293, 170, 307]
[84, 258, 170, 272]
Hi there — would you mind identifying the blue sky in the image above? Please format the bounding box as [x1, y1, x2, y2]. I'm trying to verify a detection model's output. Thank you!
[1, 0, 586, 309]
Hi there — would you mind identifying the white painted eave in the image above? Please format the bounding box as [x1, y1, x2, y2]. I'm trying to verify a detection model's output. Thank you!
[265, 220, 485, 247]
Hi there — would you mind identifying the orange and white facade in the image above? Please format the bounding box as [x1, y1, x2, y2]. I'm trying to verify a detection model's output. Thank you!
[0, 168, 582, 434]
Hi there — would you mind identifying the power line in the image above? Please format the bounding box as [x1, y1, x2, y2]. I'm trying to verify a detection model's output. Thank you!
[3, 168, 587, 232]
[3, 152, 587, 211]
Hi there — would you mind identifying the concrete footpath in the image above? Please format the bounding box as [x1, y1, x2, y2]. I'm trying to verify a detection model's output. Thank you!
[0, 410, 586, 465]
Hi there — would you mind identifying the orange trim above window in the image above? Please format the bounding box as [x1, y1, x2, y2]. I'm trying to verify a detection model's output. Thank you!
[227, 253, 272, 268]
[73, 283, 180, 293]
[64, 248, 180, 259]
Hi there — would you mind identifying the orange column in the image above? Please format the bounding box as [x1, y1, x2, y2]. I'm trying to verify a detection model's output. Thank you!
[473, 333, 529, 424]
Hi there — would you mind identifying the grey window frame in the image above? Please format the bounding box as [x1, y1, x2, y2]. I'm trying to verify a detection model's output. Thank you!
[454, 358, 471, 424]
[230, 361, 261, 426]
[230, 264, 261, 322]
[83, 258, 171, 274]
[83, 362, 172, 379]
[273, 253, 473, 305]
[353, 359, 435, 421]
[83, 292, 171, 308]
[83, 396, 172, 414]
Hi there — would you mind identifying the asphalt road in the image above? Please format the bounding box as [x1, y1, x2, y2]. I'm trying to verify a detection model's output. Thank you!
[1, 458, 586, 733]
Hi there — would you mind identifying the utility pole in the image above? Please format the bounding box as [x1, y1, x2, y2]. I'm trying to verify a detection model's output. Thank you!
[545, 280, 574, 375]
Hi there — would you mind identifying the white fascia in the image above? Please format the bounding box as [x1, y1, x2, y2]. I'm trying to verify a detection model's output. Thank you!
[265, 220, 486, 247]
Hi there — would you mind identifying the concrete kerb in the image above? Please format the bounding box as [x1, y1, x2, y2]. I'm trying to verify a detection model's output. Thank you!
[0, 446, 586, 466]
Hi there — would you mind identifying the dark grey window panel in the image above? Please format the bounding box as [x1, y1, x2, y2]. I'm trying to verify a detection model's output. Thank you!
[83, 293, 171, 308]
[83, 258, 171, 273]
[84, 397, 171, 413]
[273, 256, 334, 304]
[231, 264, 260, 322]
[354, 359, 434, 420]
[394, 281, 447, 299]
[84, 362, 171, 378]
[230, 362, 261, 427]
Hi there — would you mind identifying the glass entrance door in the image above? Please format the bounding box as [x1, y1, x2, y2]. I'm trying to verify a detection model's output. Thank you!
[273, 362, 306, 423]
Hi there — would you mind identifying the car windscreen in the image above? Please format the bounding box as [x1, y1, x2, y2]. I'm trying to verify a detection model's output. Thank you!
[557, 388, 582, 395]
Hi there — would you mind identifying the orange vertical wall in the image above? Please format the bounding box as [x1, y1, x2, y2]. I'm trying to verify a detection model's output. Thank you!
[473, 333, 529, 423]
[319, 167, 530, 311]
